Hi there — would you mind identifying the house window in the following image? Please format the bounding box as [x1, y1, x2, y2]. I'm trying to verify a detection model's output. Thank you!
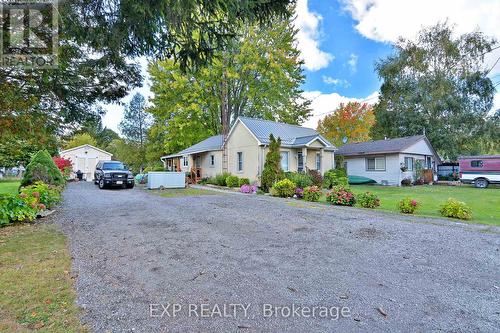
[237, 152, 243, 172]
[316, 153, 321, 170]
[280, 151, 289, 171]
[182, 156, 188, 167]
[471, 160, 483, 168]
[366, 156, 386, 171]
[426, 156, 432, 169]
[210, 155, 215, 167]
[404, 157, 414, 171]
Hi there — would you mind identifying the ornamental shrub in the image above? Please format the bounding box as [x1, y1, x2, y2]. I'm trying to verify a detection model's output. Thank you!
[323, 168, 348, 188]
[261, 134, 284, 192]
[326, 185, 355, 206]
[398, 198, 419, 214]
[271, 179, 296, 197]
[240, 184, 257, 194]
[285, 172, 313, 188]
[226, 175, 239, 187]
[401, 178, 412, 186]
[214, 172, 231, 186]
[238, 178, 250, 187]
[308, 169, 323, 187]
[0, 192, 40, 226]
[295, 187, 304, 199]
[356, 192, 380, 208]
[303, 186, 321, 202]
[20, 181, 61, 209]
[21, 150, 65, 187]
[439, 198, 472, 220]
[52, 156, 73, 178]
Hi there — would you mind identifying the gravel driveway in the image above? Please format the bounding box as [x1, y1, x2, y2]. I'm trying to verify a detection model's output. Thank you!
[54, 182, 500, 332]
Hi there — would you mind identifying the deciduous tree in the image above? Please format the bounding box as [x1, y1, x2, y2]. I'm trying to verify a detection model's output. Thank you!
[317, 102, 375, 147]
[147, 18, 311, 155]
[371, 22, 496, 160]
[65, 133, 98, 149]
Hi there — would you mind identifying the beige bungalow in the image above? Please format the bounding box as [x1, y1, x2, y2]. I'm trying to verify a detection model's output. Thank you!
[161, 117, 337, 184]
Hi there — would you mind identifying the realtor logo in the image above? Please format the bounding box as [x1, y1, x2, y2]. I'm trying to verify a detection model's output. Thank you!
[0, 0, 58, 68]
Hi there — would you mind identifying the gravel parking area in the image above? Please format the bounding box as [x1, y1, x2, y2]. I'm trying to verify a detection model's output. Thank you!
[55, 182, 500, 332]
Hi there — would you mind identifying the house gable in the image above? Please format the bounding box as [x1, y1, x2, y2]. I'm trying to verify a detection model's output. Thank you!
[225, 120, 260, 149]
[402, 137, 440, 162]
[60, 144, 112, 157]
[307, 138, 327, 148]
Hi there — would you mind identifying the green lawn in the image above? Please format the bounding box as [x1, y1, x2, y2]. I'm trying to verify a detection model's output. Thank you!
[150, 187, 221, 198]
[320, 185, 500, 226]
[0, 224, 87, 332]
[0, 181, 20, 195]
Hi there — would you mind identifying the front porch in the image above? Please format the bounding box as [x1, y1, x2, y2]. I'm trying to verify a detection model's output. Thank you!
[278, 146, 335, 176]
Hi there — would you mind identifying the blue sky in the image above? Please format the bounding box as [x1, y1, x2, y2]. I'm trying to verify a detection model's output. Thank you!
[300, 0, 392, 98]
[103, 0, 500, 131]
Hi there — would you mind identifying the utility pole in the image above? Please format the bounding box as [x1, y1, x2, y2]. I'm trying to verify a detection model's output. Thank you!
[221, 62, 229, 172]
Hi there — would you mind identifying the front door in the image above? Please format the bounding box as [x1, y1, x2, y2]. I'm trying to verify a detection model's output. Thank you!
[297, 152, 304, 172]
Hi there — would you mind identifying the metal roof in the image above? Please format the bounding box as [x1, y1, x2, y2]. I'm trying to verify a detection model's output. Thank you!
[238, 117, 335, 149]
[162, 135, 223, 159]
[162, 117, 337, 159]
[336, 135, 427, 156]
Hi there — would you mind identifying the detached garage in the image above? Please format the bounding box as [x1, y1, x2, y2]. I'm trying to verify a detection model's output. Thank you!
[60, 144, 113, 181]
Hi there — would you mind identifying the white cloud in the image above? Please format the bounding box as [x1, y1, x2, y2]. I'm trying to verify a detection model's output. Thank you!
[322, 75, 350, 87]
[341, 0, 500, 76]
[347, 53, 358, 73]
[302, 90, 379, 129]
[341, 0, 500, 44]
[294, 0, 334, 71]
[341, 0, 500, 109]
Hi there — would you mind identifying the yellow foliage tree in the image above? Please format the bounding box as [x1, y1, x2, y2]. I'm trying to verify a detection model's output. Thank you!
[317, 102, 375, 147]
[65, 133, 98, 149]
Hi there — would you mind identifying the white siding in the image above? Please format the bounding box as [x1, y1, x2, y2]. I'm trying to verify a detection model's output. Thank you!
[402, 139, 434, 155]
[344, 154, 401, 186]
[60, 145, 112, 181]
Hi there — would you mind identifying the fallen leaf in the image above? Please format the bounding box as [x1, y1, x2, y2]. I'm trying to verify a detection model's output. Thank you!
[377, 307, 387, 317]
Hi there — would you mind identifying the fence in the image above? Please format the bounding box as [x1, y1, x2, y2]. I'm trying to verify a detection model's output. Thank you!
[437, 165, 459, 180]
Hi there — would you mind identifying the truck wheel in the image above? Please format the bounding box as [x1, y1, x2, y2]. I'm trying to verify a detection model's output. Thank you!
[475, 178, 488, 188]
[99, 179, 106, 189]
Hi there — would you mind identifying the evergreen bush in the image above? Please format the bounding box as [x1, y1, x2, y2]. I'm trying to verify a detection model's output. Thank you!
[21, 150, 65, 187]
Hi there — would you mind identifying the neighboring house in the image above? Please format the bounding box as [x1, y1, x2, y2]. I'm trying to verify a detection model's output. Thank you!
[161, 116, 337, 183]
[336, 135, 441, 186]
[60, 144, 113, 181]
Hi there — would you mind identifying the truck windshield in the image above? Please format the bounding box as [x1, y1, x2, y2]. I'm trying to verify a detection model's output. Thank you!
[103, 162, 126, 170]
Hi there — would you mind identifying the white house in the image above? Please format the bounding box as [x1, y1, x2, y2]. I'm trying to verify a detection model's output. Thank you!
[336, 135, 441, 186]
[60, 144, 113, 181]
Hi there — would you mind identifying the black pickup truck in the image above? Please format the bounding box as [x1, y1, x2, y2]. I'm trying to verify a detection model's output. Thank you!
[94, 161, 134, 189]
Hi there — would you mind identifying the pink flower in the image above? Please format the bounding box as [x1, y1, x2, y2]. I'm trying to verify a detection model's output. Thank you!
[32, 192, 40, 198]
[411, 200, 417, 207]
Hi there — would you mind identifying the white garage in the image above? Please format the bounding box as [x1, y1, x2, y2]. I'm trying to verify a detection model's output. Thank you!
[60, 144, 113, 181]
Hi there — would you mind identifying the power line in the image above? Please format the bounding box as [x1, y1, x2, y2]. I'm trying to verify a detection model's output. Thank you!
[314, 94, 379, 118]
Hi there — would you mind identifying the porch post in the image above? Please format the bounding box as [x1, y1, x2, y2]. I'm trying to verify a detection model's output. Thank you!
[302, 147, 307, 171]
[320, 148, 324, 175]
